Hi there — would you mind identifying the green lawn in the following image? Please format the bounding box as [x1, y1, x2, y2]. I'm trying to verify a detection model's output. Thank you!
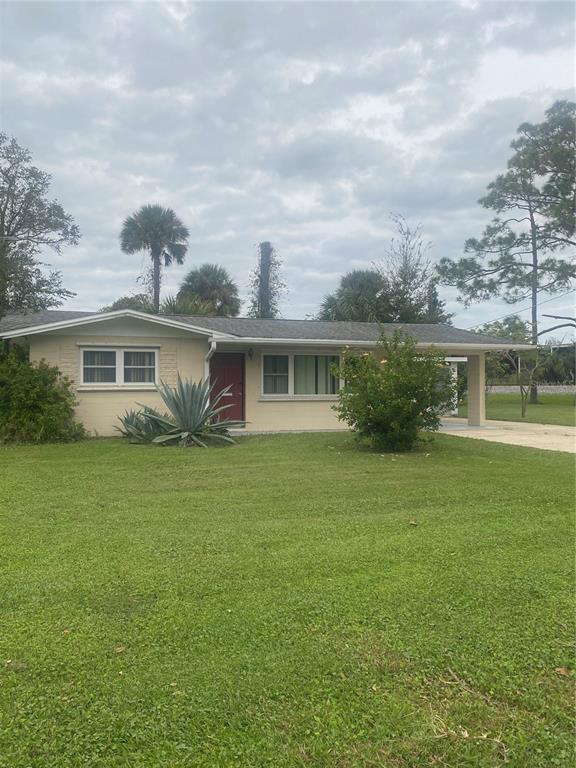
[1, 434, 574, 767]
[459, 392, 575, 427]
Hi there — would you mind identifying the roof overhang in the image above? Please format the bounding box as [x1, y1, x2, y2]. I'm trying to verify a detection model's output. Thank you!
[214, 337, 535, 352]
[0, 309, 235, 340]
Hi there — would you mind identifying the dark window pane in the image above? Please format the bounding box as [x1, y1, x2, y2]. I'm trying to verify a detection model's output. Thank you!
[124, 351, 155, 368]
[84, 350, 116, 367]
[263, 374, 289, 394]
[263, 355, 288, 375]
[125, 366, 155, 383]
[83, 366, 116, 383]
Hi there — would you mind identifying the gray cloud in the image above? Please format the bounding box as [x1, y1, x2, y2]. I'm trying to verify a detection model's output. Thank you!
[0, 0, 573, 332]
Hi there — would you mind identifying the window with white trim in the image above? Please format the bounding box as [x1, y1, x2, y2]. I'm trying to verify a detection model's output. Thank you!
[123, 350, 156, 383]
[263, 355, 289, 394]
[294, 355, 339, 395]
[262, 353, 340, 397]
[82, 350, 117, 383]
[81, 348, 158, 386]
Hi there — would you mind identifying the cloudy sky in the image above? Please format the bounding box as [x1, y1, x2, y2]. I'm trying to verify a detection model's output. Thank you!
[1, 0, 574, 333]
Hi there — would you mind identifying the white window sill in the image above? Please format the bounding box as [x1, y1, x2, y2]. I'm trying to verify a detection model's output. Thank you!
[77, 385, 158, 392]
[258, 395, 338, 402]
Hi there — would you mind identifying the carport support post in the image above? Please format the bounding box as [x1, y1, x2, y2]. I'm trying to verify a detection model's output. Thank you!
[467, 353, 486, 426]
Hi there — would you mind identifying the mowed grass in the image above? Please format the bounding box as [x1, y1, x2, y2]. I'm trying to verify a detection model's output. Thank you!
[0, 434, 574, 768]
[459, 392, 575, 427]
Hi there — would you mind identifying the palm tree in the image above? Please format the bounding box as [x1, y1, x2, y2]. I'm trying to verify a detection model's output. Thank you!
[159, 294, 214, 315]
[177, 263, 241, 316]
[120, 205, 189, 313]
[317, 269, 390, 322]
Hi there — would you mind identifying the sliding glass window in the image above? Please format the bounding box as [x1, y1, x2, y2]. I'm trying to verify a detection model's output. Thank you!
[294, 355, 339, 395]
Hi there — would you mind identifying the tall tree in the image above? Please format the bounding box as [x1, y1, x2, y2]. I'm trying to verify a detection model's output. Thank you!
[247, 241, 285, 319]
[515, 100, 575, 245]
[177, 263, 240, 316]
[478, 315, 532, 343]
[120, 205, 189, 313]
[437, 101, 576, 384]
[318, 270, 390, 322]
[377, 214, 452, 324]
[318, 216, 452, 324]
[0, 134, 79, 317]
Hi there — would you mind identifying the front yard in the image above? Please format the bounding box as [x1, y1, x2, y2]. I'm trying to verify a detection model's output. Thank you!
[459, 392, 575, 426]
[1, 434, 574, 767]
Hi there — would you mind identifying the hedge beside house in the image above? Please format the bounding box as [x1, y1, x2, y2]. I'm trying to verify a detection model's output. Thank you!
[0, 351, 85, 443]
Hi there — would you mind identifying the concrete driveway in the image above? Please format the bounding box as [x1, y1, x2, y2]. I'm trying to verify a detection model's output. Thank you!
[441, 418, 576, 454]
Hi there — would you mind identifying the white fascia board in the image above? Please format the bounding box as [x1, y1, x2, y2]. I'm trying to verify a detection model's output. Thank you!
[0, 310, 234, 340]
[217, 337, 366, 347]
[213, 337, 536, 351]
[428, 342, 535, 352]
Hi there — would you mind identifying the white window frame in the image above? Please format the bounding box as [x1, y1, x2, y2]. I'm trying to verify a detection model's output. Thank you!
[262, 353, 291, 396]
[78, 347, 159, 389]
[260, 352, 341, 400]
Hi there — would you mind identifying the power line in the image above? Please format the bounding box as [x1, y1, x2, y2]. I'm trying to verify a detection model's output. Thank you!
[465, 290, 575, 330]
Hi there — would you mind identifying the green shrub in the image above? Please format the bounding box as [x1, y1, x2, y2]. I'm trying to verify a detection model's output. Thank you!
[0, 352, 86, 443]
[117, 377, 245, 447]
[335, 332, 455, 452]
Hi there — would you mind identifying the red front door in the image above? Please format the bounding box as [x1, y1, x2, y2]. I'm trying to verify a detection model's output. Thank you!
[210, 353, 245, 421]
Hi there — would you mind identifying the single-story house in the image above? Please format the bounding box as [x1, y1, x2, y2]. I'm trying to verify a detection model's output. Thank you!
[0, 310, 529, 436]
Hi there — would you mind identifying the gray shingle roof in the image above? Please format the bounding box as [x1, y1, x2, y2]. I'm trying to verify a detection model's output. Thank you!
[0, 310, 93, 333]
[0, 309, 518, 346]
[168, 315, 513, 345]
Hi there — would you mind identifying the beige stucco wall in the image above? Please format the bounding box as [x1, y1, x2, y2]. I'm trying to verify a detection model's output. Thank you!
[232, 346, 485, 432]
[29, 333, 207, 436]
[234, 346, 346, 432]
[28, 333, 349, 435]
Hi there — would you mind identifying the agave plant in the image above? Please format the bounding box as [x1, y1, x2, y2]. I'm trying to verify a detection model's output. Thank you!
[116, 406, 167, 443]
[146, 376, 245, 447]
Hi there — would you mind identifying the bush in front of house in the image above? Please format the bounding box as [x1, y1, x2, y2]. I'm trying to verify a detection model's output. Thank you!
[117, 376, 245, 447]
[335, 331, 455, 452]
[0, 351, 86, 443]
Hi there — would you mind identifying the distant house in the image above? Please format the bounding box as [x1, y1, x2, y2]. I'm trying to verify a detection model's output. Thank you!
[0, 310, 528, 436]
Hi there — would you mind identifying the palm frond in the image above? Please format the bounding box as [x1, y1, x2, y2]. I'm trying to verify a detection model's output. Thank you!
[159, 295, 215, 316]
[177, 264, 241, 316]
[120, 204, 190, 263]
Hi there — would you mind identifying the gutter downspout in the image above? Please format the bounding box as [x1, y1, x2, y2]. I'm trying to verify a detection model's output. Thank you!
[204, 339, 217, 380]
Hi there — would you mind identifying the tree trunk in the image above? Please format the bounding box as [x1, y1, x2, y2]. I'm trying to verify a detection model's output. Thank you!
[152, 249, 161, 313]
[520, 387, 528, 418]
[0, 241, 8, 320]
[258, 242, 272, 318]
[528, 205, 539, 405]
